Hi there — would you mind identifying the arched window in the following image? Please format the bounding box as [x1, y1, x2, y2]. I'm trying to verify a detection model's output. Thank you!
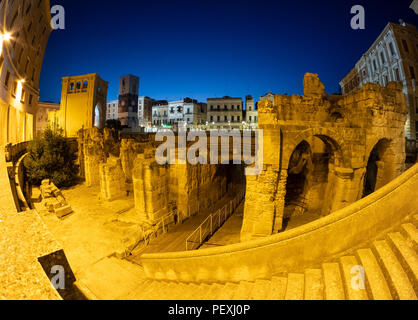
[76, 81, 81, 90]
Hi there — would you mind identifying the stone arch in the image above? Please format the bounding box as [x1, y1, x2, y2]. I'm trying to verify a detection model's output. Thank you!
[362, 138, 397, 197]
[282, 127, 347, 170]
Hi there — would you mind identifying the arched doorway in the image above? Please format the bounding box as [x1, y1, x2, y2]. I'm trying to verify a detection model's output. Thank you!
[284, 141, 312, 218]
[94, 105, 101, 128]
[283, 135, 340, 230]
[362, 139, 395, 198]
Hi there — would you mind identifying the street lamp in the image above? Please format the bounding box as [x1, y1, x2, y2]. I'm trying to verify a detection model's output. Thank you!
[0, 32, 11, 56]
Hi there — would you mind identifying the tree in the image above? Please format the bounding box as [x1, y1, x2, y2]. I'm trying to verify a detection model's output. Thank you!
[24, 127, 78, 188]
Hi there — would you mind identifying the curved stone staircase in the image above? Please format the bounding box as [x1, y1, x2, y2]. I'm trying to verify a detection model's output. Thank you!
[75, 214, 418, 300]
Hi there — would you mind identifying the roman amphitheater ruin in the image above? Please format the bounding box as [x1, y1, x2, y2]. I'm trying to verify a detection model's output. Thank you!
[1, 0, 418, 301]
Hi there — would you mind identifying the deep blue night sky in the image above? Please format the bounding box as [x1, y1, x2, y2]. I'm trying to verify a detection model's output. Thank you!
[40, 0, 418, 104]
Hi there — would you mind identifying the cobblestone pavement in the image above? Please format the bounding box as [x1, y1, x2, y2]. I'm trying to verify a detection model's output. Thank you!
[0, 150, 61, 300]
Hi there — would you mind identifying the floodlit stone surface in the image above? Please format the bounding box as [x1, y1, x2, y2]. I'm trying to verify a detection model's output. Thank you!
[241, 74, 407, 241]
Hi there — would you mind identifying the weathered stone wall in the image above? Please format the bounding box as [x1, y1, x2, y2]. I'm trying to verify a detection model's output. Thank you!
[99, 156, 126, 201]
[241, 73, 407, 241]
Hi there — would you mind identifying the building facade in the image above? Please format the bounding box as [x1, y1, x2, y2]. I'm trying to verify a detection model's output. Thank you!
[138, 96, 155, 128]
[57, 73, 108, 137]
[244, 95, 258, 128]
[207, 96, 243, 129]
[106, 100, 118, 121]
[152, 101, 168, 126]
[340, 22, 418, 140]
[0, 0, 52, 145]
[118, 75, 139, 128]
[35, 101, 60, 134]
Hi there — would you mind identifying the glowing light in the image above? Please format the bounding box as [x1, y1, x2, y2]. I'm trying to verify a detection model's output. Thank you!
[16, 80, 24, 102]
[0, 33, 11, 56]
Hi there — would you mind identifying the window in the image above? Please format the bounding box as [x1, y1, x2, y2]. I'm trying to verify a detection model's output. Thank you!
[410, 66, 416, 80]
[210, 116, 213, 122]
[237, 116, 240, 122]
[210, 105, 214, 111]
[394, 68, 400, 81]
[402, 40, 409, 53]
[389, 42, 395, 56]
[249, 116, 252, 121]
[76, 82, 81, 90]
[231, 116, 234, 122]
[4, 71, 10, 88]
[83, 81, 88, 89]
[373, 60, 377, 71]
[380, 52, 385, 64]
[217, 116, 220, 122]
[224, 116, 228, 122]
[69, 83, 74, 91]
[237, 105, 241, 110]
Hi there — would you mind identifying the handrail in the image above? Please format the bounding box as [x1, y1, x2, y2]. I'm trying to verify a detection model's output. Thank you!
[185, 188, 246, 251]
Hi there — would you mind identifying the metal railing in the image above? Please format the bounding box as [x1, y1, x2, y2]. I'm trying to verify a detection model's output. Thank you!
[185, 188, 246, 251]
[142, 209, 178, 246]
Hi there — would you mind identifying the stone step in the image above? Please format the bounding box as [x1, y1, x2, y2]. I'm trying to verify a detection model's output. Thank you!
[401, 223, 418, 251]
[285, 273, 304, 300]
[357, 248, 392, 300]
[108, 256, 147, 280]
[387, 232, 418, 292]
[304, 269, 324, 300]
[231, 281, 254, 300]
[248, 279, 271, 300]
[183, 283, 205, 300]
[145, 281, 172, 300]
[78, 257, 146, 300]
[373, 240, 417, 300]
[132, 279, 163, 300]
[267, 276, 287, 300]
[123, 279, 154, 300]
[216, 282, 238, 300]
[204, 283, 225, 300]
[322, 263, 345, 300]
[339, 256, 368, 300]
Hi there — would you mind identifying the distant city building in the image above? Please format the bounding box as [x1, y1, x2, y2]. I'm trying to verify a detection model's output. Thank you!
[0, 0, 52, 145]
[183, 100, 207, 126]
[106, 100, 118, 120]
[118, 75, 139, 128]
[138, 96, 155, 128]
[152, 101, 169, 126]
[244, 95, 258, 128]
[35, 102, 60, 134]
[207, 96, 243, 129]
[152, 98, 207, 127]
[339, 22, 418, 140]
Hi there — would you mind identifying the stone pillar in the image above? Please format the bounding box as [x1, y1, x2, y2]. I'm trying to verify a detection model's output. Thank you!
[83, 128, 105, 187]
[133, 155, 169, 223]
[329, 166, 355, 213]
[240, 165, 279, 242]
[99, 156, 126, 201]
[273, 169, 288, 233]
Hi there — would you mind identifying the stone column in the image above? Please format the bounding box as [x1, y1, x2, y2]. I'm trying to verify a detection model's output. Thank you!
[240, 165, 279, 242]
[273, 169, 288, 233]
[329, 166, 355, 213]
[99, 156, 126, 201]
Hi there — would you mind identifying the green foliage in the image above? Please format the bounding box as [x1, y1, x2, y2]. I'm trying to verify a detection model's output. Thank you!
[24, 127, 78, 188]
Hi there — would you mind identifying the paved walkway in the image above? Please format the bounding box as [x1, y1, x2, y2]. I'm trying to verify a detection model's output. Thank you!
[0, 148, 62, 300]
[129, 193, 239, 263]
